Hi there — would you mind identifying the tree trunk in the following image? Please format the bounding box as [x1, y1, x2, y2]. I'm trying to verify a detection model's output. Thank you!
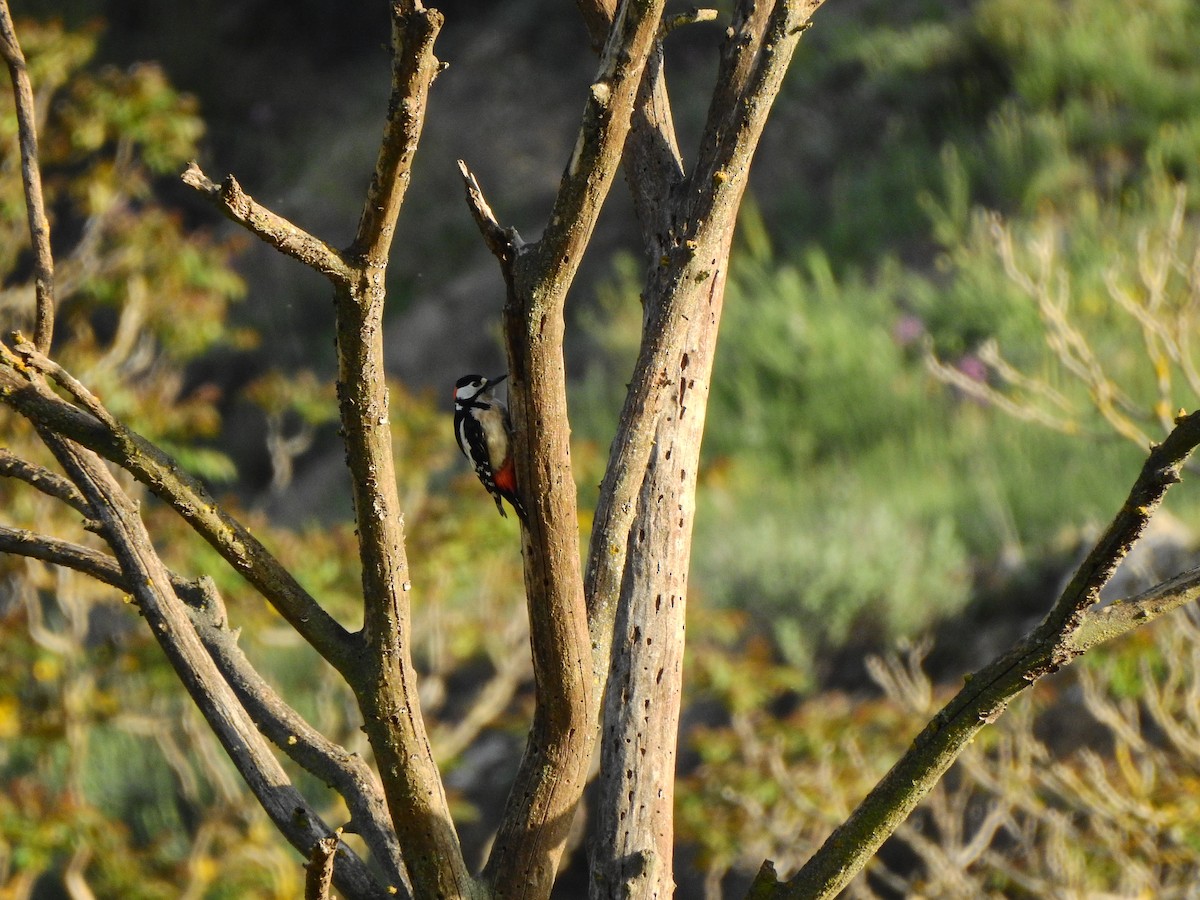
[591, 229, 731, 897]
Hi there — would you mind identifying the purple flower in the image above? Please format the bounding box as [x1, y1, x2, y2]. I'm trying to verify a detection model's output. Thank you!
[892, 314, 926, 347]
[956, 354, 987, 383]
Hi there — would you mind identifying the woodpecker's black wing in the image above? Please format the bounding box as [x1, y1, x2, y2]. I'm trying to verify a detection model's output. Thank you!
[454, 404, 509, 518]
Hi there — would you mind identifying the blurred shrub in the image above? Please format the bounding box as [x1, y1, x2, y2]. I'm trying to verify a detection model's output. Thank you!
[770, 0, 1200, 265]
[680, 611, 1200, 897]
[707, 244, 929, 467]
[924, 172, 1200, 457]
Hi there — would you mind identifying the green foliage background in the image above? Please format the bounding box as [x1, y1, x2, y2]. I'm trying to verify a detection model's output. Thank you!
[576, 0, 1200, 677]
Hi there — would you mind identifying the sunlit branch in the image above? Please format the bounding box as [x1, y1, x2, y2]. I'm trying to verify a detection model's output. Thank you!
[766, 408, 1200, 899]
[0, 0, 54, 350]
[0, 523, 410, 892]
[38, 432, 385, 898]
[0, 354, 358, 672]
[182, 162, 352, 284]
[0, 448, 88, 513]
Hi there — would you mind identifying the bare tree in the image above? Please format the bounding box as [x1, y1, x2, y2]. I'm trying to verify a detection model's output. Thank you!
[4, 2, 1200, 899]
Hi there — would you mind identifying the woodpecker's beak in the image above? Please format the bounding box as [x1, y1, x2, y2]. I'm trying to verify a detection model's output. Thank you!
[490, 373, 508, 386]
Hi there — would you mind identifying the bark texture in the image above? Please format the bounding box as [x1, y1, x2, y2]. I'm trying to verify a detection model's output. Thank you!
[587, 3, 824, 894]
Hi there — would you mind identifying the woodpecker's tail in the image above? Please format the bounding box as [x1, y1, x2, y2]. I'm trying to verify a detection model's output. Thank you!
[509, 494, 527, 523]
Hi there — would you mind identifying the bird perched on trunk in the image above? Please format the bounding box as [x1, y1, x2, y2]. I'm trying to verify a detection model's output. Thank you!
[453, 373, 525, 521]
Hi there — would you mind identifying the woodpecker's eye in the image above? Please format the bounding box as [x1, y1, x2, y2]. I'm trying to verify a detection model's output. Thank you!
[454, 375, 489, 402]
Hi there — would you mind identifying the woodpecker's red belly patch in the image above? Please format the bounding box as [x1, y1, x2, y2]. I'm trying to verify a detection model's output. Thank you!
[493, 457, 517, 495]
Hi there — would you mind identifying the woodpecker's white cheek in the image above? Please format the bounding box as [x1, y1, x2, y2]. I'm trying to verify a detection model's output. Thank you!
[455, 380, 485, 403]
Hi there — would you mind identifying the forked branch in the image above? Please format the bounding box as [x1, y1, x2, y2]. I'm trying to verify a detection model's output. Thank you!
[0, 524, 406, 890]
[585, 0, 824, 690]
[36, 433, 386, 899]
[0, 351, 359, 673]
[587, 3, 824, 894]
[464, 2, 670, 895]
[181, 3, 472, 894]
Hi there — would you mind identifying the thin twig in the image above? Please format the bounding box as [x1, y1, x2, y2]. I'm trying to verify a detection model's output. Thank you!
[660, 7, 718, 38]
[181, 163, 352, 284]
[1072, 564, 1200, 651]
[457, 160, 518, 267]
[0, 356, 359, 673]
[0, 1, 54, 351]
[924, 348, 1086, 435]
[0, 448, 89, 513]
[977, 339, 1074, 414]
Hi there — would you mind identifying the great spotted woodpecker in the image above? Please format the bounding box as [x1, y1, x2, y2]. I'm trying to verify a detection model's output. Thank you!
[453, 373, 525, 521]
